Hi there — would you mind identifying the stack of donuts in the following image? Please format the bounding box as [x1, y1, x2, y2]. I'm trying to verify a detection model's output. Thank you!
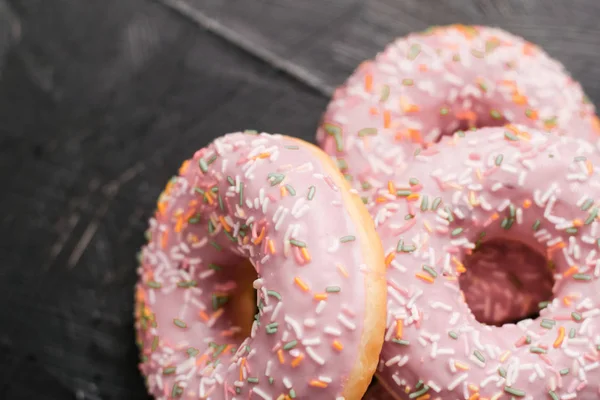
[134, 25, 600, 400]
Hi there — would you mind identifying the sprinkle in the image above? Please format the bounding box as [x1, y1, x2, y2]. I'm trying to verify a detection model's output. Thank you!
[571, 312, 582, 321]
[553, 327, 565, 348]
[291, 354, 304, 367]
[289, 239, 306, 247]
[495, 154, 503, 166]
[307, 185, 316, 200]
[473, 350, 485, 363]
[294, 277, 310, 292]
[325, 286, 341, 293]
[415, 272, 434, 283]
[409, 385, 430, 398]
[572, 273, 592, 281]
[340, 235, 356, 243]
[323, 123, 343, 152]
[392, 339, 410, 345]
[358, 128, 378, 137]
[451, 227, 464, 236]
[332, 340, 343, 351]
[422, 265, 438, 278]
[173, 319, 187, 329]
[408, 44, 421, 60]
[309, 380, 328, 388]
[491, 110, 503, 120]
[504, 130, 518, 141]
[283, 340, 298, 351]
[268, 173, 285, 186]
[284, 184, 296, 196]
[198, 158, 208, 172]
[503, 387, 526, 397]
[448, 331, 458, 340]
[530, 347, 546, 354]
[267, 290, 282, 300]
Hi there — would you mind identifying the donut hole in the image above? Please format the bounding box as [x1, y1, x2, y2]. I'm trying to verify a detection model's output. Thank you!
[436, 103, 508, 142]
[458, 238, 554, 326]
[229, 259, 259, 339]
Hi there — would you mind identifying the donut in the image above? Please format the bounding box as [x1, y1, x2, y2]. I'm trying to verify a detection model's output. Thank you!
[368, 126, 600, 399]
[134, 132, 387, 400]
[317, 24, 599, 201]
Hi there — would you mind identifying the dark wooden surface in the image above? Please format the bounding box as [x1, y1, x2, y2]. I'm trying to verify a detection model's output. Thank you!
[1, 1, 599, 399]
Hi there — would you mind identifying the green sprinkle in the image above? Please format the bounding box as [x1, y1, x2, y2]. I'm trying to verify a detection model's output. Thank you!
[239, 185, 244, 206]
[448, 331, 458, 339]
[403, 244, 416, 253]
[409, 177, 419, 186]
[337, 159, 348, 171]
[269, 377, 274, 384]
[171, 384, 183, 398]
[408, 385, 429, 398]
[532, 219, 541, 231]
[212, 294, 229, 310]
[198, 158, 208, 172]
[440, 107, 450, 116]
[326, 286, 341, 293]
[548, 390, 559, 400]
[540, 319, 555, 329]
[247, 377, 259, 383]
[490, 110, 503, 120]
[566, 227, 578, 235]
[173, 319, 187, 329]
[324, 123, 343, 152]
[582, 198, 594, 211]
[451, 227, 464, 236]
[422, 265, 437, 278]
[289, 239, 306, 247]
[151, 336, 159, 351]
[504, 130, 518, 140]
[358, 128, 378, 137]
[525, 335, 532, 344]
[504, 387, 526, 397]
[402, 78, 414, 86]
[267, 290, 282, 300]
[340, 235, 356, 243]
[213, 344, 226, 358]
[473, 350, 485, 363]
[244, 130, 258, 135]
[396, 189, 412, 197]
[208, 263, 222, 271]
[289, 389, 296, 398]
[559, 368, 570, 375]
[210, 241, 222, 251]
[194, 187, 205, 195]
[405, 214, 414, 220]
[431, 197, 442, 210]
[572, 273, 592, 281]
[396, 239, 404, 252]
[538, 301, 549, 310]
[307, 185, 316, 200]
[571, 312, 583, 321]
[498, 367, 507, 378]
[585, 208, 598, 225]
[530, 346, 547, 354]
[380, 85, 390, 102]
[147, 281, 161, 289]
[268, 173, 285, 186]
[283, 340, 298, 350]
[420, 195, 429, 211]
[226, 176, 235, 186]
[408, 44, 421, 60]
[187, 347, 199, 357]
[285, 145, 299, 150]
[509, 204, 516, 218]
[284, 184, 296, 196]
[415, 381, 424, 390]
[392, 339, 410, 345]
[495, 154, 504, 166]
[177, 280, 197, 288]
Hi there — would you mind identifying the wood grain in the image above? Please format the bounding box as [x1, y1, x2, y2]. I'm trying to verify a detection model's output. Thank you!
[163, 0, 600, 105]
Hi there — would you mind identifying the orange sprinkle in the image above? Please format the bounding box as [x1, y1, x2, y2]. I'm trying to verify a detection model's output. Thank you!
[383, 110, 391, 129]
[314, 293, 328, 301]
[198, 310, 209, 321]
[294, 277, 310, 292]
[468, 384, 479, 392]
[526, 109, 539, 120]
[586, 160, 594, 175]
[554, 326, 565, 348]
[490, 212, 499, 221]
[211, 308, 224, 321]
[406, 193, 420, 201]
[563, 296, 572, 306]
[219, 216, 232, 232]
[291, 354, 304, 367]
[469, 393, 480, 400]
[547, 241, 565, 255]
[268, 239, 276, 254]
[369, 106, 379, 115]
[337, 264, 349, 278]
[375, 196, 389, 203]
[388, 181, 396, 195]
[257, 152, 270, 159]
[253, 226, 266, 245]
[523, 199, 532, 208]
[205, 191, 215, 205]
[178, 159, 190, 175]
[408, 128, 423, 143]
[277, 349, 285, 364]
[301, 247, 311, 262]
[239, 358, 246, 380]
[572, 219, 583, 227]
[365, 74, 373, 92]
[563, 265, 579, 278]
[500, 351, 511, 363]
[512, 92, 527, 105]
[423, 221, 432, 233]
[415, 272, 434, 283]
[196, 353, 209, 366]
[157, 201, 168, 216]
[385, 252, 396, 267]
[396, 319, 404, 339]
[174, 217, 184, 233]
[455, 361, 470, 370]
[418, 64, 428, 72]
[309, 380, 328, 388]
[592, 115, 600, 132]
[456, 110, 477, 122]
[332, 340, 344, 351]
[416, 395, 430, 400]
[280, 185, 288, 197]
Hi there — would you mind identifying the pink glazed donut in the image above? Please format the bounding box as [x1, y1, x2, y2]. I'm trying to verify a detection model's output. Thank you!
[317, 25, 600, 201]
[135, 132, 387, 400]
[369, 126, 600, 399]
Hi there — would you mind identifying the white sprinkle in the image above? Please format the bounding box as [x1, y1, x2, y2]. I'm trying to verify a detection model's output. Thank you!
[447, 373, 468, 390]
[306, 347, 325, 365]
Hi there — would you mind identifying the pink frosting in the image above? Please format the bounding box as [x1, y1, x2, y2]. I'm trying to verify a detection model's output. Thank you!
[317, 24, 599, 202]
[135, 132, 374, 399]
[368, 126, 600, 399]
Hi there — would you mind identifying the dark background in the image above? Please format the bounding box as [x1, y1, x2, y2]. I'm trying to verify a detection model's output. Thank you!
[1, 1, 599, 399]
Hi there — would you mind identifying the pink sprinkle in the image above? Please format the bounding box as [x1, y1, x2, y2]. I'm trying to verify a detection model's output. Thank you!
[393, 218, 417, 235]
[446, 246, 460, 254]
[411, 184, 423, 192]
[469, 152, 481, 160]
[483, 166, 499, 177]
[387, 279, 409, 297]
[553, 315, 572, 321]
[539, 354, 552, 366]
[514, 336, 527, 347]
[293, 246, 305, 265]
[342, 305, 357, 317]
[325, 175, 338, 191]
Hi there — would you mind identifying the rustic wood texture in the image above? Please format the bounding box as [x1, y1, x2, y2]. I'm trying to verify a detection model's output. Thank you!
[1, 0, 599, 399]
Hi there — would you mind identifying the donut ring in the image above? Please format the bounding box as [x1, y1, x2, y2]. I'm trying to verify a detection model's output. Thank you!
[317, 25, 599, 200]
[135, 132, 387, 400]
[369, 126, 600, 399]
